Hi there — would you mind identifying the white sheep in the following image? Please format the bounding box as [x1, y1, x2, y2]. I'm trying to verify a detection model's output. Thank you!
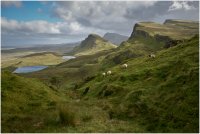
[107, 70, 112, 75]
[122, 64, 128, 69]
[102, 72, 106, 77]
[149, 53, 156, 58]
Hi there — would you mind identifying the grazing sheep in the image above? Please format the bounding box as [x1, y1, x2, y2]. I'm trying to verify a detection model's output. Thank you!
[102, 72, 106, 77]
[75, 99, 80, 102]
[122, 64, 128, 69]
[107, 70, 112, 75]
[149, 53, 156, 58]
[33, 122, 43, 127]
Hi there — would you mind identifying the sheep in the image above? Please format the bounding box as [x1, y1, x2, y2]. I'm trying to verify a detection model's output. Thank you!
[122, 63, 128, 69]
[33, 122, 43, 127]
[149, 53, 156, 58]
[102, 72, 106, 77]
[107, 70, 112, 75]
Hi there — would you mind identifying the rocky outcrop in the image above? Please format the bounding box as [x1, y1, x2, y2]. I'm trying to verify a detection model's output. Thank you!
[164, 40, 183, 48]
[128, 20, 199, 49]
[129, 23, 172, 46]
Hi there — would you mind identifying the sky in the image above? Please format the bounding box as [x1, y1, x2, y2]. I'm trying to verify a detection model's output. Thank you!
[1, 1, 199, 47]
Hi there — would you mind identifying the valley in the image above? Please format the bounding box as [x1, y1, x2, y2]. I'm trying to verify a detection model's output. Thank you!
[1, 19, 199, 133]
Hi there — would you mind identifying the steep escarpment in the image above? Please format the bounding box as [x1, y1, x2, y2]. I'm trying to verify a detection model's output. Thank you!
[92, 20, 199, 69]
[164, 19, 199, 29]
[72, 34, 117, 56]
[128, 20, 199, 49]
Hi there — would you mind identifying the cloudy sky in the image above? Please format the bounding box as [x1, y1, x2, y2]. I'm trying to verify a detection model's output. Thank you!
[1, 1, 199, 47]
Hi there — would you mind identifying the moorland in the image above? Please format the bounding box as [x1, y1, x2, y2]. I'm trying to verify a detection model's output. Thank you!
[1, 19, 199, 132]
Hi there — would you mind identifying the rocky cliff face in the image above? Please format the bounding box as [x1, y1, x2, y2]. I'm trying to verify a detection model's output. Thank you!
[128, 20, 199, 48]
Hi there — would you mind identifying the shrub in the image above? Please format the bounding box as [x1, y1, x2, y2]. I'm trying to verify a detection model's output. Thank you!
[58, 106, 76, 126]
[81, 113, 92, 122]
[50, 76, 62, 89]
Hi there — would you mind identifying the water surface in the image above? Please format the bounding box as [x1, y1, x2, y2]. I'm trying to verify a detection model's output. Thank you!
[62, 56, 76, 60]
[13, 66, 48, 73]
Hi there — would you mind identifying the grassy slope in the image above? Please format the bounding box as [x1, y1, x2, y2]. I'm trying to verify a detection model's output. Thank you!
[21, 49, 113, 90]
[1, 70, 142, 133]
[134, 21, 199, 40]
[2, 36, 198, 133]
[101, 40, 154, 69]
[77, 35, 199, 132]
[2, 52, 64, 68]
[74, 40, 116, 56]
[1, 71, 67, 132]
[72, 34, 117, 56]
[100, 20, 199, 69]
[4, 36, 198, 133]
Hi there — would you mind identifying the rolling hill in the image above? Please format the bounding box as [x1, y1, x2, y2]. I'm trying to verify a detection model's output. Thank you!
[2, 52, 64, 68]
[71, 34, 117, 56]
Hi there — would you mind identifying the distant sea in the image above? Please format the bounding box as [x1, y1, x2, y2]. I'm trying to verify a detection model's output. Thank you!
[1, 46, 16, 50]
[1, 48, 16, 50]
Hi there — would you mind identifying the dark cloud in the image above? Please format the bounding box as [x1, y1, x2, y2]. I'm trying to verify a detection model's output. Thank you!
[52, 1, 199, 35]
[124, 2, 171, 21]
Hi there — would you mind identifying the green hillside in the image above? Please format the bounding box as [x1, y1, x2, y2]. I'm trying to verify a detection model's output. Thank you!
[72, 34, 117, 56]
[21, 49, 113, 91]
[129, 20, 199, 49]
[76, 35, 199, 132]
[1, 19, 199, 133]
[130, 20, 199, 40]
[100, 20, 199, 68]
[15, 34, 199, 133]
[1, 71, 64, 132]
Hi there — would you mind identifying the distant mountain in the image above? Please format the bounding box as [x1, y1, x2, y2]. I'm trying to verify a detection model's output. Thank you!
[103, 32, 129, 45]
[72, 34, 117, 56]
[1, 42, 80, 54]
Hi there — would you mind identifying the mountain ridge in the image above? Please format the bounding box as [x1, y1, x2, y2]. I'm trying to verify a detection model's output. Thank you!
[72, 34, 117, 56]
[128, 20, 199, 48]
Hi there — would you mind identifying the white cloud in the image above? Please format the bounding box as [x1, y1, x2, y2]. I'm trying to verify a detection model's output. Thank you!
[1, 1, 22, 8]
[1, 17, 109, 45]
[53, 1, 157, 32]
[1, 17, 61, 34]
[168, 1, 196, 11]
[1, 17, 109, 35]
